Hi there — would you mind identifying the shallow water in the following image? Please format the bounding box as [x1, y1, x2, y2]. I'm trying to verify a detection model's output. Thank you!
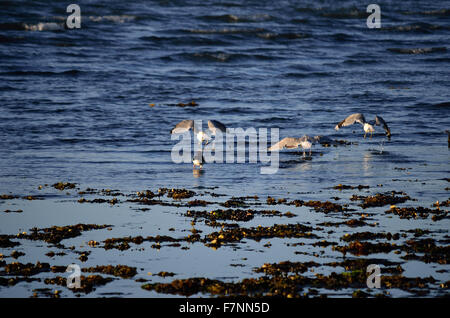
[0, 0, 449, 298]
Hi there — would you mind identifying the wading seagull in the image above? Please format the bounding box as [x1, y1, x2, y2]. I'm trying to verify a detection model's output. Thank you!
[334, 113, 391, 139]
[170, 120, 227, 145]
[268, 135, 317, 158]
[192, 150, 205, 169]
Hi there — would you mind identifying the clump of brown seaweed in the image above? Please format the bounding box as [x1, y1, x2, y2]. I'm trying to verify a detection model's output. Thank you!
[350, 192, 411, 208]
[44, 275, 113, 294]
[82, 265, 137, 278]
[15, 224, 112, 244]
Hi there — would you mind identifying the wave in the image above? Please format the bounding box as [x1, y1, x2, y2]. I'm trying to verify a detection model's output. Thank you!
[257, 32, 310, 40]
[0, 15, 135, 32]
[332, 33, 354, 42]
[87, 15, 135, 23]
[401, 9, 450, 16]
[199, 13, 272, 23]
[0, 22, 64, 31]
[24, 22, 65, 31]
[343, 59, 380, 65]
[284, 71, 334, 78]
[387, 47, 447, 54]
[432, 102, 450, 108]
[139, 35, 231, 46]
[0, 70, 82, 76]
[160, 51, 278, 63]
[188, 27, 266, 34]
[257, 116, 294, 123]
[420, 57, 450, 63]
[295, 6, 367, 19]
[0, 34, 24, 43]
[381, 23, 449, 33]
[51, 14, 136, 23]
[321, 8, 367, 19]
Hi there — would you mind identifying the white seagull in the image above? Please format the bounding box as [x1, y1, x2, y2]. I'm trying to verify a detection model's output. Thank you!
[269, 135, 318, 158]
[334, 113, 391, 139]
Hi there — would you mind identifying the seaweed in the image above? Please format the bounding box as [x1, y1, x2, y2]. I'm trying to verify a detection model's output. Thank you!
[254, 261, 320, 275]
[16, 224, 112, 244]
[0, 194, 18, 200]
[0, 235, 20, 248]
[333, 184, 369, 190]
[221, 198, 250, 208]
[204, 223, 318, 248]
[1, 262, 50, 276]
[333, 241, 399, 256]
[401, 239, 449, 264]
[318, 219, 371, 228]
[82, 265, 137, 278]
[52, 182, 76, 191]
[186, 209, 254, 222]
[341, 232, 400, 242]
[44, 275, 113, 294]
[167, 188, 196, 200]
[288, 200, 349, 213]
[103, 235, 181, 250]
[141, 271, 436, 297]
[386, 206, 447, 220]
[350, 192, 411, 208]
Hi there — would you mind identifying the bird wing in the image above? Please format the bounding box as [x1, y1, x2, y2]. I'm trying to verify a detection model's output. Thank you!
[171, 120, 194, 134]
[268, 137, 302, 151]
[335, 113, 366, 130]
[208, 120, 226, 134]
[374, 115, 391, 137]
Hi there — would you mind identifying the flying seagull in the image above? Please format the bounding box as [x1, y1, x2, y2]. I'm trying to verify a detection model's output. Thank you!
[268, 135, 317, 158]
[171, 120, 227, 144]
[335, 113, 391, 138]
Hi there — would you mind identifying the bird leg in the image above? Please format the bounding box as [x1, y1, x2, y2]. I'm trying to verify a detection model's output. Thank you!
[309, 148, 312, 156]
[363, 132, 366, 139]
[370, 131, 373, 139]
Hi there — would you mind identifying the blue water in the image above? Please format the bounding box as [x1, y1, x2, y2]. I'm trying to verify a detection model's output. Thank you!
[0, 0, 449, 297]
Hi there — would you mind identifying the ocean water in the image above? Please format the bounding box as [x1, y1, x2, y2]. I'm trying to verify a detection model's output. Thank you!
[0, 0, 449, 298]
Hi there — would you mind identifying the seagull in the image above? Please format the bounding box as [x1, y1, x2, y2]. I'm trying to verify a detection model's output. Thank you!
[170, 120, 227, 145]
[192, 150, 205, 169]
[268, 135, 317, 158]
[334, 113, 391, 139]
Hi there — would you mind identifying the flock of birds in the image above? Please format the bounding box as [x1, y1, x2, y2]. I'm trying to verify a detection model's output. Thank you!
[170, 113, 392, 169]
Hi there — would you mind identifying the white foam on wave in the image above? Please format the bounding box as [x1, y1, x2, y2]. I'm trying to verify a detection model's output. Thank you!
[23, 22, 65, 31]
[22, 14, 136, 32]
[87, 15, 135, 23]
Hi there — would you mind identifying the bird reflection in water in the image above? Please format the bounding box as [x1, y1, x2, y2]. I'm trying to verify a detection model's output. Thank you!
[363, 151, 373, 173]
[193, 169, 204, 178]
